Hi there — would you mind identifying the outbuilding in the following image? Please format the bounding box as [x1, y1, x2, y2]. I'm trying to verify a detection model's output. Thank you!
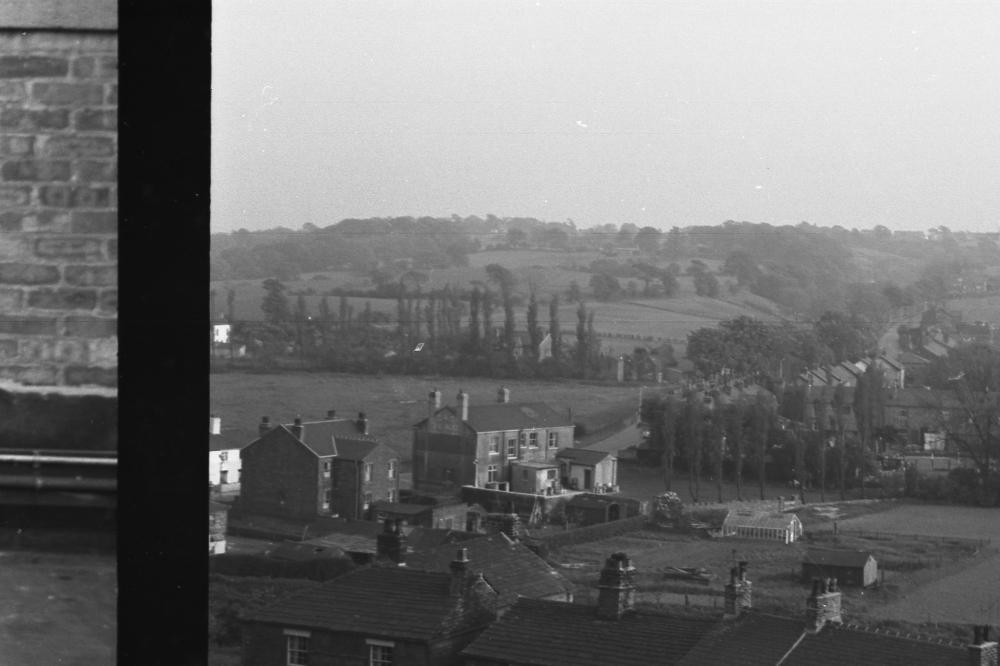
[801, 548, 878, 587]
[720, 510, 803, 544]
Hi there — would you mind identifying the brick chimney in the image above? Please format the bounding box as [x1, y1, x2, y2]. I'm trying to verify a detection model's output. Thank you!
[429, 388, 442, 417]
[596, 552, 636, 620]
[969, 626, 998, 666]
[356, 411, 369, 435]
[326, 409, 336, 420]
[376, 519, 407, 567]
[805, 578, 842, 633]
[449, 547, 470, 596]
[724, 567, 741, 619]
[291, 416, 304, 440]
[738, 561, 752, 612]
[457, 390, 469, 421]
[258, 416, 271, 437]
[209, 414, 221, 435]
[497, 386, 510, 403]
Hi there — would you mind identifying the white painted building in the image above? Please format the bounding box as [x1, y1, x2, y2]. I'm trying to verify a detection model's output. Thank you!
[209, 415, 245, 489]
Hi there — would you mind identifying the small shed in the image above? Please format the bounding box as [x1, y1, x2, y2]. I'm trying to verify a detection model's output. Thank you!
[802, 548, 878, 587]
[556, 448, 618, 493]
[563, 494, 641, 526]
[721, 510, 803, 544]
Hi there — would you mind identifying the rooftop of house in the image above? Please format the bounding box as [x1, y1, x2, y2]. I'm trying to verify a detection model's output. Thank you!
[209, 429, 249, 452]
[298, 520, 391, 554]
[803, 548, 874, 568]
[556, 447, 616, 465]
[897, 350, 932, 365]
[243, 566, 495, 642]
[403, 527, 484, 553]
[279, 418, 378, 457]
[677, 612, 809, 666]
[421, 401, 572, 432]
[461, 597, 718, 666]
[783, 621, 970, 666]
[405, 534, 572, 607]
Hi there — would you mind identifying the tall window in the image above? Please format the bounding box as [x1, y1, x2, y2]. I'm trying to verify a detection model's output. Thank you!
[487, 464, 498, 483]
[363, 462, 373, 483]
[488, 434, 500, 455]
[322, 489, 331, 511]
[368, 640, 394, 666]
[387, 459, 397, 480]
[285, 631, 310, 666]
[506, 436, 518, 459]
[548, 431, 559, 449]
[518, 432, 527, 450]
[323, 460, 331, 477]
[528, 431, 539, 448]
[363, 492, 373, 510]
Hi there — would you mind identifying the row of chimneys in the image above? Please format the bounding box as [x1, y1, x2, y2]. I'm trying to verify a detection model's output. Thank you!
[256, 411, 369, 438]
[427, 386, 513, 420]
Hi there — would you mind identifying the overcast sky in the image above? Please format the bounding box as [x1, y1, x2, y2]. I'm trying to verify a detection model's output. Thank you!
[212, 1, 1000, 233]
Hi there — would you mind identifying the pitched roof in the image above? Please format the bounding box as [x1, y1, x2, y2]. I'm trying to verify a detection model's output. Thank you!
[884, 388, 963, 409]
[461, 598, 717, 666]
[244, 567, 490, 641]
[784, 623, 968, 666]
[332, 437, 381, 461]
[897, 350, 931, 365]
[557, 447, 615, 465]
[803, 548, 874, 568]
[678, 612, 807, 666]
[405, 534, 571, 607]
[209, 429, 250, 452]
[463, 402, 572, 432]
[404, 527, 484, 553]
[299, 521, 387, 554]
[280, 419, 375, 457]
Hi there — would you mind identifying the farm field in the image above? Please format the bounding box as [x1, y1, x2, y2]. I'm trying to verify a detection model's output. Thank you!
[210, 372, 640, 459]
[946, 294, 1000, 325]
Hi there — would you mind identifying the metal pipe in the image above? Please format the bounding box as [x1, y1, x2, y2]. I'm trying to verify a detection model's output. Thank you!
[0, 475, 116, 492]
[0, 453, 117, 466]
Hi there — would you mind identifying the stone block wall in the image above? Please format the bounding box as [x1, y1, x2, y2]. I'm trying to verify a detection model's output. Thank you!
[0, 23, 117, 390]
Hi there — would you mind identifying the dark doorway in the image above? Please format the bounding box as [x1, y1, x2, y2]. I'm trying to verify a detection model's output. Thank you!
[583, 468, 593, 490]
[608, 503, 620, 521]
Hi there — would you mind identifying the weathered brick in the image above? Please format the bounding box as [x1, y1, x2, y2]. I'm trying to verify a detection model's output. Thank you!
[0, 262, 60, 285]
[106, 239, 117, 260]
[0, 186, 30, 206]
[34, 237, 104, 260]
[0, 315, 58, 336]
[0, 81, 26, 101]
[64, 265, 116, 287]
[18, 338, 87, 364]
[31, 82, 104, 105]
[98, 289, 117, 314]
[0, 136, 35, 156]
[43, 136, 115, 158]
[38, 185, 71, 207]
[0, 288, 22, 310]
[75, 160, 116, 182]
[0, 108, 70, 131]
[71, 211, 117, 233]
[62, 316, 116, 338]
[0, 56, 69, 78]
[28, 288, 98, 310]
[0, 366, 59, 386]
[1, 159, 71, 181]
[0, 211, 22, 232]
[106, 84, 117, 104]
[65, 365, 117, 388]
[87, 338, 117, 366]
[22, 210, 71, 232]
[0, 339, 17, 360]
[71, 56, 97, 79]
[71, 186, 111, 208]
[74, 109, 117, 131]
[100, 57, 117, 77]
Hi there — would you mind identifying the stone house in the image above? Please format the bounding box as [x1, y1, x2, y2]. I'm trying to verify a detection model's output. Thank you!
[801, 549, 878, 588]
[241, 543, 498, 666]
[240, 412, 399, 521]
[412, 389, 575, 494]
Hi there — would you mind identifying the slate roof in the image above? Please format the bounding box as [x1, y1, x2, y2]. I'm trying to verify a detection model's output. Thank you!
[280, 419, 375, 457]
[557, 447, 615, 465]
[332, 437, 381, 461]
[463, 402, 572, 432]
[785, 623, 968, 666]
[405, 534, 571, 607]
[244, 567, 486, 641]
[897, 350, 931, 366]
[404, 527, 484, 553]
[677, 612, 807, 666]
[803, 548, 874, 568]
[461, 598, 717, 666]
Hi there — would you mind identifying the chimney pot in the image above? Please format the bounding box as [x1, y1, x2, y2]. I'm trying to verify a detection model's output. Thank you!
[258, 416, 271, 437]
[327, 409, 336, 419]
[457, 390, 469, 421]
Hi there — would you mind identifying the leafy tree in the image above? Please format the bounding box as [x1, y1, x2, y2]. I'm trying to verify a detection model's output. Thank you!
[693, 271, 720, 297]
[506, 228, 528, 248]
[527, 291, 541, 361]
[686, 327, 730, 377]
[567, 280, 583, 303]
[469, 287, 481, 351]
[575, 301, 588, 377]
[813, 311, 871, 363]
[723, 251, 761, 286]
[261, 278, 291, 324]
[853, 361, 885, 498]
[634, 226, 662, 253]
[549, 296, 562, 360]
[589, 273, 622, 301]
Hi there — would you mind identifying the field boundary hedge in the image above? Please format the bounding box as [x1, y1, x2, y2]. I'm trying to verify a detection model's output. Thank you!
[836, 529, 991, 548]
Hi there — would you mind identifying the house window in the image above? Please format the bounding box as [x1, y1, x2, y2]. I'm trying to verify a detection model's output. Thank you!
[488, 434, 500, 455]
[363, 462, 373, 483]
[363, 492, 373, 510]
[323, 460, 331, 477]
[547, 469, 557, 480]
[487, 464, 498, 483]
[218, 451, 228, 462]
[323, 489, 331, 511]
[528, 431, 538, 448]
[518, 432, 527, 450]
[506, 436, 518, 459]
[284, 630, 310, 666]
[548, 431, 559, 449]
[219, 470, 228, 485]
[388, 459, 397, 480]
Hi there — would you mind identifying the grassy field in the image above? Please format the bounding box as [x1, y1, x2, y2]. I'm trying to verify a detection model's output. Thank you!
[946, 294, 1000, 325]
[211, 372, 641, 458]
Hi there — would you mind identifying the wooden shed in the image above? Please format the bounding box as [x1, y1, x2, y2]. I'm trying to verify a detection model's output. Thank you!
[720, 510, 803, 544]
[802, 548, 878, 588]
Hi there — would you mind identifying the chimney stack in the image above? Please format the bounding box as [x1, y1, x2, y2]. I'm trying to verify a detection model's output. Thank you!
[356, 411, 369, 435]
[449, 547, 470, 596]
[457, 390, 469, 421]
[969, 625, 998, 666]
[497, 386, 510, 404]
[429, 388, 442, 417]
[258, 416, 271, 437]
[376, 519, 408, 567]
[805, 578, 843, 633]
[724, 567, 741, 619]
[596, 552, 636, 620]
[209, 414, 221, 435]
[291, 416, 304, 440]
[326, 409, 336, 420]
[738, 561, 752, 612]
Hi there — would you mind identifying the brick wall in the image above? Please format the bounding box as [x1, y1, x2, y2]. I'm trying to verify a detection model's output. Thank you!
[0, 28, 117, 390]
[240, 430, 320, 521]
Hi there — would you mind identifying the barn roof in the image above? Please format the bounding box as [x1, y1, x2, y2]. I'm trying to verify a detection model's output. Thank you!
[803, 548, 874, 569]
